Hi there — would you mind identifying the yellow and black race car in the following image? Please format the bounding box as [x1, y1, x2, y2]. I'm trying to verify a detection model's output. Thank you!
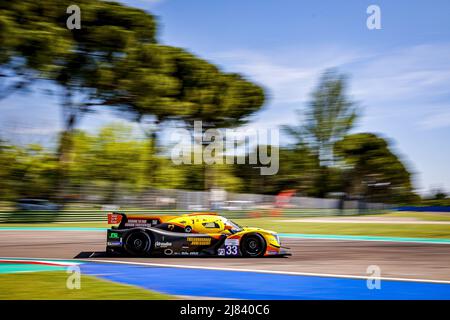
[106, 212, 290, 257]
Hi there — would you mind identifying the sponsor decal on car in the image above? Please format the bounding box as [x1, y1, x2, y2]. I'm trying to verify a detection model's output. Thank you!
[187, 237, 211, 245]
[225, 238, 239, 246]
[124, 219, 160, 228]
[124, 223, 154, 227]
[109, 232, 119, 239]
[107, 241, 122, 246]
[107, 213, 122, 224]
[155, 241, 172, 248]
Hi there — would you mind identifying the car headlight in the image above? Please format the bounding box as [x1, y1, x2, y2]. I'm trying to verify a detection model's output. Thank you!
[274, 234, 281, 245]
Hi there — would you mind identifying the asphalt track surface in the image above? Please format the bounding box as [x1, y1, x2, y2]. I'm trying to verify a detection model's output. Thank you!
[1, 230, 450, 282]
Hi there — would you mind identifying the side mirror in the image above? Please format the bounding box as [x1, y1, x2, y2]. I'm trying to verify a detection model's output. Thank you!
[224, 225, 233, 231]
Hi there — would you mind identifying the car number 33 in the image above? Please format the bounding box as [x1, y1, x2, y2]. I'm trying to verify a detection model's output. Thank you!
[218, 245, 239, 256]
[225, 245, 238, 255]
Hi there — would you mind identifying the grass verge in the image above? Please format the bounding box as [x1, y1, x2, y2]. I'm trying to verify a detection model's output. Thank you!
[0, 271, 173, 300]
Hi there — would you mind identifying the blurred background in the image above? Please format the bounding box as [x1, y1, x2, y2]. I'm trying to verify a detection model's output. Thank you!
[0, 0, 449, 223]
[2, 0, 450, 301]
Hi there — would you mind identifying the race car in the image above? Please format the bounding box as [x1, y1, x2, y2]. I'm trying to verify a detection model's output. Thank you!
[106, 212, 289, 257]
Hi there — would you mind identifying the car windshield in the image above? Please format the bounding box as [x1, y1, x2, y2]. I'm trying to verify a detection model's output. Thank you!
[224, 218, 242, 231]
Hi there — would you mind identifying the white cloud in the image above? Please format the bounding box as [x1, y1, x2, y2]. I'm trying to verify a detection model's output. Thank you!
[420, 107, 450, 129]
[213, 47, 365, 105]
[350, 44, 450, 103]
[212, 43, 450, 131]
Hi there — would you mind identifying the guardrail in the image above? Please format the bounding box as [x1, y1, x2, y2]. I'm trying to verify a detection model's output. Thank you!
[0, 208, 389, 223]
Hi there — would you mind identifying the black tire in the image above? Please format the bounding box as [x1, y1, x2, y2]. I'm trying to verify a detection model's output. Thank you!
[240, 233, 266, 257]
[184, 225, 192, 233]
[124, 229, 152, 256]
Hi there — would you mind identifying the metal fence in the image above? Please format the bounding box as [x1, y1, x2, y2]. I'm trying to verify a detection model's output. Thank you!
[51, 185, 391, 211]
[0, 207, 390, 224]
[0, 185, 393, 223]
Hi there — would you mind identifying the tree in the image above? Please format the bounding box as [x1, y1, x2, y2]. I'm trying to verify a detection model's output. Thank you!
[1, 0, 265, 194]
[87, 125, 148, 201]
[283, 69, 358, 197]
[91, 44, 266, 190]
[1, 0, 159, 198]
[0, 140, 58, 200]
[168, 49, 265, 189]
[91, 44, 185, 186]
[285, 69, 358, 166]
[49, 0, 156, 162]
[431, 189, 447, 200]
[421, 188, 450, 206]
[0, 140, 19, 200]
[0, 1, 73, 99]
[334, 133, 418, 204]
[168, 48, 265, 129]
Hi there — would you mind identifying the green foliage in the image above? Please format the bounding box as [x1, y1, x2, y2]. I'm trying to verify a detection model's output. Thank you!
[280, 69, 360, 197]
[0, 0, 266, 193]
[233, 145, 315, 195]
[284, 69, 358, 165]
[334, 133, 419, 203]
[420, 189, 450, 206]
[169, 48, 266, 128]
[0, 1, 422, 203]
[0, 141, 58, 200]
[0, 126, 424, 205]
[1, 0, 265, 127]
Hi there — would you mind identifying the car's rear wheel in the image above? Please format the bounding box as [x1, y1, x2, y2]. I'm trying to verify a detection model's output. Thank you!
[124, 230, 152, 256]
[240, 234, 266, 257]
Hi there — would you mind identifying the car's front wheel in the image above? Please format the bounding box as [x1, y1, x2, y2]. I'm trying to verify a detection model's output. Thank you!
[124, 230, 152, 256]
[240, 234, 266, 257]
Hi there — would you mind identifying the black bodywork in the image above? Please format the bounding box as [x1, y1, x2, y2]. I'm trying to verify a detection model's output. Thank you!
[106, 213, 229, 257]
[106, 227, 227, 257]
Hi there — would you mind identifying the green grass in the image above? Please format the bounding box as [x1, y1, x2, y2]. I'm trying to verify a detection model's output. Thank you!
[0, 271, 173, 300]
[235, 218, 450, 238]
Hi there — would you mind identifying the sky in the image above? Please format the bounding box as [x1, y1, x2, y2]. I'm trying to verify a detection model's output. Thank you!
[1, 0, 450, 195]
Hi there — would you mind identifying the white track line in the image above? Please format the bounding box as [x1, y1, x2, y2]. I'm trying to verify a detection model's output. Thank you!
[83, 258, 450, 285]
[3, 256, 450, 285]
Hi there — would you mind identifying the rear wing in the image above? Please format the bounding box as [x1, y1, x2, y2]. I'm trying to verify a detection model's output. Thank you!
[107, 212, 177, 229]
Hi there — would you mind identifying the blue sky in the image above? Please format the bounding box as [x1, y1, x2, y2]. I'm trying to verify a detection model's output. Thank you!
[1, 0, 450, 195]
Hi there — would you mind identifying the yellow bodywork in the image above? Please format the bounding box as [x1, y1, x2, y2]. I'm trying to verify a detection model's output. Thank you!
[112, 212, 284, 256]
[165, 213, 282, 255]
